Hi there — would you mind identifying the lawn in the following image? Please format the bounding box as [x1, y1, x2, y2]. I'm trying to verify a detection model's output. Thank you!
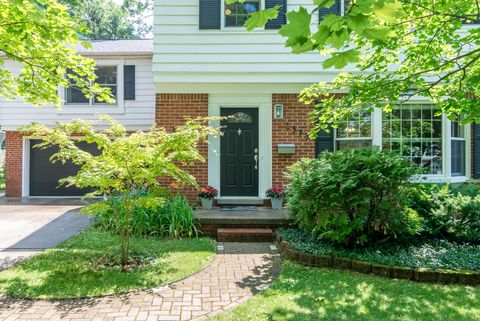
[0, 166, 4, 189]
[0, 229, 216, 299]
[209, 261, 480, 321]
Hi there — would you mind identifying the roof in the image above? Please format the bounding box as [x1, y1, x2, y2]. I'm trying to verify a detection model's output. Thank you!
[76, 39, 153, 56]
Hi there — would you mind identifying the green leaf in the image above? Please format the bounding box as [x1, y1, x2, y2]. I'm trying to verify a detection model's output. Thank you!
[346, 14, 371, 33]
[313, 0, 335, 8]
[321, 14, 345, 32]
[323, 49, 360, 69]
[363, 27, 395, 40]
[279, 7, 312, 51]
[244, 6, 280, 31]
[374, 0, 403, 23]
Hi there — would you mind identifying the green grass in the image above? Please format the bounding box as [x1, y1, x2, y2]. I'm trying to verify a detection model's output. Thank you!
[209, 261, 480, 321]
[0, 166, 5, 189]
[0, 229, 215, 299]
[278, 228, 480, 271]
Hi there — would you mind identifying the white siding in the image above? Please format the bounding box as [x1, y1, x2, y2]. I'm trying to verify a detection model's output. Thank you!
[0, 57, 155, 131]
[153, 0, 342, 90]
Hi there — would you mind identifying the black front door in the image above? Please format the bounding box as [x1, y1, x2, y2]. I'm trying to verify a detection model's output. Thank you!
[220, 108, 259, 196]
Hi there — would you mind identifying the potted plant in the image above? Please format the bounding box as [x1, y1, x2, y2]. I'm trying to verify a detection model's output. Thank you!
[266, 185, 285, 209]
[198, 186, 218, 210]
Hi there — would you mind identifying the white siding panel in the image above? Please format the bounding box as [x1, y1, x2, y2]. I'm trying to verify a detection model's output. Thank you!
[0, 58, 155, 131]
[153, 0, 328, 86]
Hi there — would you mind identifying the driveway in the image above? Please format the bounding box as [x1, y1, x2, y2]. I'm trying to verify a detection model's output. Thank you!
[0, 198, 91, 270]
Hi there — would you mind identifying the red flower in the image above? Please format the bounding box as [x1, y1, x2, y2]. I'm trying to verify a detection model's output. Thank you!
[198, 185, 218, 199]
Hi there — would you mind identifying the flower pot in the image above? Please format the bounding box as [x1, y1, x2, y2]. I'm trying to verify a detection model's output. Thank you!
[200, 197, 213, 210]
[270, 197, 284, 210]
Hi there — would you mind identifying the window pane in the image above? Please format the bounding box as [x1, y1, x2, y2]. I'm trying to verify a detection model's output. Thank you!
[66, 86, 89, 104]
[95, 67, 117, 84]
[382, 104, 443, 174]
[225, 1, 260, 27]
[451, 140, 466, 176]
[227, 111, 252, 123]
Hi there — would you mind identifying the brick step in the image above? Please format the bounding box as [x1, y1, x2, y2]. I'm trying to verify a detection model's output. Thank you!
[217, 228, 274, 242]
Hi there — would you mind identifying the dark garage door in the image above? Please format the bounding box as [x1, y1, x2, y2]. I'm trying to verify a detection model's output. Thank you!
[29, 139, 99, 196]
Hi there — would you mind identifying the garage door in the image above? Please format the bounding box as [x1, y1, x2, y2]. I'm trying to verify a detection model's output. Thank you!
[29, 139, 99, 196]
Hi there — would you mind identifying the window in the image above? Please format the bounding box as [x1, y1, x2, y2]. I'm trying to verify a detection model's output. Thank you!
[335, 111, 372, 149]
[382, 104, 443, 174]
[451, 115, 466, 176]
[224, 0, 260, 27]
[65, 66, 117, 105]
[228, 111, 253, 123]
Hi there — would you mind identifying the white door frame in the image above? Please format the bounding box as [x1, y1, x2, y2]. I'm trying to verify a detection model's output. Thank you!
[208, 94, 272, 199]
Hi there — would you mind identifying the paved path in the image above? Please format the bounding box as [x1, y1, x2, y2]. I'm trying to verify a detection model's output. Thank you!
[0, 243, 281, 321]
[0, 199, 90, 271]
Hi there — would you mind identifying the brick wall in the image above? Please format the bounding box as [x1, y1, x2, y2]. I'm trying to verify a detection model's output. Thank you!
[5, 131, 23, 197]
[272, 94, 316, 186]
[155, 94, 209, 203]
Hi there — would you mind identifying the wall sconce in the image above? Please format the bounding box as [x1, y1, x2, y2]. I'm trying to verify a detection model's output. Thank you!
[274, 104, 284, 119]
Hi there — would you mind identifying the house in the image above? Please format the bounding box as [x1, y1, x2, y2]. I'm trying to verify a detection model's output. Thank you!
[0, 39, 155, 197]
[1, 0, 478, 200]
[153, 0, 479, 203]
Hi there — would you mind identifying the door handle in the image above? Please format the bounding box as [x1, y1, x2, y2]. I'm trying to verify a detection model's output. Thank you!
[254, 148, 259, 170]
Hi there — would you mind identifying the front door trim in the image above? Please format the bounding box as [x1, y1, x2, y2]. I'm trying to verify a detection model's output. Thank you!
[208, 94, 272, 198]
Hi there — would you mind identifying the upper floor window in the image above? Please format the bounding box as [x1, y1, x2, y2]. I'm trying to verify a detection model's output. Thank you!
[65, 66, 117, 105]
[224, 0, 260, 27]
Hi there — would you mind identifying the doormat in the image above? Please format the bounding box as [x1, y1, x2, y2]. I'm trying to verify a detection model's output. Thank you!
[220, 206, 259, 211]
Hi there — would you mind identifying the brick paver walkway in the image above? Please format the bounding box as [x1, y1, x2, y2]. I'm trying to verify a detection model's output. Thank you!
[0, 243, 281, 321]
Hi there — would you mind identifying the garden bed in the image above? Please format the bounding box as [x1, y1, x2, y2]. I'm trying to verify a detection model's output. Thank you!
[276, 228, 480, 285]
[0, 228, 216, 299]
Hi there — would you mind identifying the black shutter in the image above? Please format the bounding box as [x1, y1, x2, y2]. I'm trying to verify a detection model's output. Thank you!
[199, 0, 221, 29]
[265, 0, 287, 29]
[319, 0, 341, 22]
[474, 124, 480, 178]
[124, 65, 135, 100]
[316, 127, 334, 156]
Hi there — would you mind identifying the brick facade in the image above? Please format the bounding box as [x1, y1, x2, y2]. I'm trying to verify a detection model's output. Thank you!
[271, 94, 316, 185]
[155, 94, 209, 202]
[5, 131, 23, 197]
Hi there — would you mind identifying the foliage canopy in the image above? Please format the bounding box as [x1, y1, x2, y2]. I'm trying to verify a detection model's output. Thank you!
[0, 0, 112, 106]
[245, 0, 480, 135]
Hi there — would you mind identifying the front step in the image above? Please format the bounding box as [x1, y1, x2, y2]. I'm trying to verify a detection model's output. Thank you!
[217, 228, 274, 242]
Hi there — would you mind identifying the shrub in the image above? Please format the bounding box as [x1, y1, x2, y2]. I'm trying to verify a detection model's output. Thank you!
[409, 184, 480, 243]
[286, 148, 422, 248]
[83, 194, 198, 238]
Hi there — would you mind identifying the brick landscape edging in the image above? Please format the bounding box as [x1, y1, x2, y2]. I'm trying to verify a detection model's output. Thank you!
[275, 233, 480, 286]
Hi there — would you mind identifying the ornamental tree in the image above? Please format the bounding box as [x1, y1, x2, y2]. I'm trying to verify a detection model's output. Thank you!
[21, 116, 220, 267]
[0, 0, 112, 106]
[245, 0, 480, 135]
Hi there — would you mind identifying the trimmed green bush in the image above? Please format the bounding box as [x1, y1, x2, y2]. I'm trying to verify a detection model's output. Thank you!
[286, 148, 422, 247]
[409, 184, 480, 243]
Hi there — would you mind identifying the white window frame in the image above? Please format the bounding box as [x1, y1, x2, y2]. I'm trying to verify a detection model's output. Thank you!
[221, 0, 265, 30]
[58, 60, 125, 115]
[334, 110, 373, 151]
[377, 101, 470, 182]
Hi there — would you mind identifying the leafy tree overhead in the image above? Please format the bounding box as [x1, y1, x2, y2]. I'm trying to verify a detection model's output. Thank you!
[245, 0, 480, 135]
[63, 0, 153, 40]
[0, 0, 112, 106]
